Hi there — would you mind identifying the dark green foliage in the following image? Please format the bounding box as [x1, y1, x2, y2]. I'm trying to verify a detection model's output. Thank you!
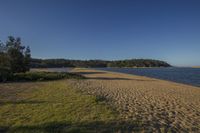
[0, 40, 12, 82]
[31, 59, 108, 68]
[0, 53, 10, 69]
[107, 59, 171, 67]
[0, 41, 10, 68]
[12, 72, 85, 81]
[24, 46, 31, 71]
[0, 67, 12, 82]
[0, 36, 31, 82]
[6, 36, 31, 73]
[31, 58, 171, 68]
[0, 36, 31, 73]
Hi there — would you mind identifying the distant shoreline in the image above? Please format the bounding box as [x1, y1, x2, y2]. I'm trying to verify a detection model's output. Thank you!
[31, 66, 172, 69]
[31, 58, 171, 68]
[192, 66, 200, 68]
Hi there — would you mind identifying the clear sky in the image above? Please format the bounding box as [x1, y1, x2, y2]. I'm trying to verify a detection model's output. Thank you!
[0, 0, 200, 66]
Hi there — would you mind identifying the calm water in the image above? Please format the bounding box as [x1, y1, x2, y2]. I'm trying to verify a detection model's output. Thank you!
[95, 67, 200, 87]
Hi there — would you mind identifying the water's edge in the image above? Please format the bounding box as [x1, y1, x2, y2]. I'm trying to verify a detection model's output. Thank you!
[94, 67, 200, 87]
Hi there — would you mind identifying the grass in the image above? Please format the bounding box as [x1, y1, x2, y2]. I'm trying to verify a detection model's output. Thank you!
[0, 79, 141, 133]
[13, 72, 85, 81]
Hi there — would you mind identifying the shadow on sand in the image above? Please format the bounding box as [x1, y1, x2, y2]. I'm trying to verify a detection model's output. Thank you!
[74, 71, 156, 81]
[73, 71, 106, 75]
[87, 77, 156, 81]
[87, 77, 132, 80]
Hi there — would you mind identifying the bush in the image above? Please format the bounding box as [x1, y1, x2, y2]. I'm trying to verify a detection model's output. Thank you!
[0, 67, 12, 82]
[12, 72, 85, 82]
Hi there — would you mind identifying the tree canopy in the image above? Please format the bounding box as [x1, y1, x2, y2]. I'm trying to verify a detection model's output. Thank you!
[0, 36, 31, 73]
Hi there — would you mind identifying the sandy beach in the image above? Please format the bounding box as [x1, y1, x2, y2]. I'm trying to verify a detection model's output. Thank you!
[71, 68, 200, 132]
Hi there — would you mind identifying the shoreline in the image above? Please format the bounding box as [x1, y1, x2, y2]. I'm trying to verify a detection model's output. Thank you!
[76, 68, 200, 89]
[71, 68, 200, 132]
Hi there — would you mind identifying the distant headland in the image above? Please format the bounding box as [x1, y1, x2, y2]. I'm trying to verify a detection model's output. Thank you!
[31, 58, 171, 68]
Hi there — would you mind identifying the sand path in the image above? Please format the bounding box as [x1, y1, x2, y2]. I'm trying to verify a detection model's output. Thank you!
[70, 68, 200, 132]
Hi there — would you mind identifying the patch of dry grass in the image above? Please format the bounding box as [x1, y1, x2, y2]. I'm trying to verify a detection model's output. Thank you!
[0, 80, 140, 133]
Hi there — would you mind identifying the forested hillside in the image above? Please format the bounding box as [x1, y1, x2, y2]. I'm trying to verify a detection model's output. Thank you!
[31, 58, 171, 68]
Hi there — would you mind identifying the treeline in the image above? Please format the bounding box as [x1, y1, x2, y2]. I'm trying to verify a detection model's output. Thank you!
[31, 59, 108, 68]
[107, 59, 171, 67]
[31, 59, 171, 68]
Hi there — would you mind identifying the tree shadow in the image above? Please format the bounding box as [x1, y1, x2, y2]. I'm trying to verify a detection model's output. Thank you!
[0, 100, 46, 106]
[87, 77, 156, 81]
[0, 120, 143, 133]
[87, 77, 132, 80]
[73, 71, 156, 81]
[73, 71, 106, 75]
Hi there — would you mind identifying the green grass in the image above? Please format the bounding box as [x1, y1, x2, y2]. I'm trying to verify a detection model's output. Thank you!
[13, 72, 85, 81]
[0, 80, 141, 133]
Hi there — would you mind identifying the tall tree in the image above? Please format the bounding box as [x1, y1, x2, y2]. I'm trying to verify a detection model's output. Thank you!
[6, 36, 25, 72]
[0, 36, 31, 82]
[5, 36, 31, 73]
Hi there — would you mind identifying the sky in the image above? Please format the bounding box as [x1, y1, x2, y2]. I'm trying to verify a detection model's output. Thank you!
[0, 0, 200, 66]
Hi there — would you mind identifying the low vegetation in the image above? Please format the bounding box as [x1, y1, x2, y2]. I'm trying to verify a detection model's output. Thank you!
[1, 71, 84, 82]
[13, 72, 85, 81]
[0, 80, 141, 133]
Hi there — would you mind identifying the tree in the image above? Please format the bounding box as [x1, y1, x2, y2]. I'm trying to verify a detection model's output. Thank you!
[0, 36, 31, 73]
[0, 36, 31, 82]
[24, 46, 31, 71]
[0, 41, 10, 69]
[0, 40, 11, 82]
[0, 40, 5, 53]
[6, 36, 25, 72]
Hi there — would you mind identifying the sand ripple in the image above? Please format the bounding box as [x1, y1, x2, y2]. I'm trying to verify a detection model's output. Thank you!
[70, 68, 200, 132]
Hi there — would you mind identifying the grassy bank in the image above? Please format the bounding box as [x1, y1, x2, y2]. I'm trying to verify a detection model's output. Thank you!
[0, 79, 141, 133]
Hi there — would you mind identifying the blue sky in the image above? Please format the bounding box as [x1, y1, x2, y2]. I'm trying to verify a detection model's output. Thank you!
[0, 0, 200, 66]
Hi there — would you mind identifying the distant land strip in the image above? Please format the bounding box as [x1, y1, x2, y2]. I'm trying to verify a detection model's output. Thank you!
[192, 66, 200, 68]
[31, 58, 171, 68]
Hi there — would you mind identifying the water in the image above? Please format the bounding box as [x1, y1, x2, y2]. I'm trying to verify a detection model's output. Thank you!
[95, 67, 200, 87]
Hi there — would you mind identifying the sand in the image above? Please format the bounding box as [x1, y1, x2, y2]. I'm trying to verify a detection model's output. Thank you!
[70, 68, 200, 132]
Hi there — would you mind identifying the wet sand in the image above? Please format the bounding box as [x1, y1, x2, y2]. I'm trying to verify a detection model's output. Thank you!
[71, 68, 200, 132]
